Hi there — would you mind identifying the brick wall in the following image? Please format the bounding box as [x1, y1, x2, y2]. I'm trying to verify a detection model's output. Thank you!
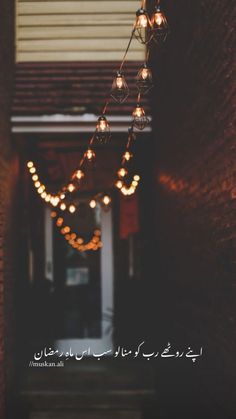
[0, 1, 16, 418]
[150, 0, 236, 416]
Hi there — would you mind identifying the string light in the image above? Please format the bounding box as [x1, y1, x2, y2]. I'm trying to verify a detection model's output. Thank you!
[116, 180, 123, 189]
[27, 0, 170, 246]
[67, 183, 76, 193]
[136, 63, 153, 94]
[134, 8, 152, 45]
[122, 151, 133, 162]
[54, 214, 103, 252]
[89, 199, 97, 209]
[118, 168, 128, 178]
[103, 195, 111, 206]
[151, 2, 169, 43]
[69, 204, 76, 214]
[73, 169, 85, 181]
[85, 148, 96, 162]
[96, 116, 111, 143]
[111, 71, 129, 103]
[60, 202, 67, 211]
[132, 103, 149, 130]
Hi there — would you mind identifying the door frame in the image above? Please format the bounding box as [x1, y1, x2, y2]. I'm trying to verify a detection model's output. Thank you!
[44, 206, 114, 355]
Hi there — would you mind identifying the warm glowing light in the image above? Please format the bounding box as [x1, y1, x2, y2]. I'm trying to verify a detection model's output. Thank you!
[32, 174, 38, 181]
[34, 181, 41, 188]
[118, 167, 127, 178]
[74, 170, 85, 180]
[71, 233, 76, 240]
[103, 195, 111, 206]
[96, 116, 110, 143]
[67, 183, 75, 193]
[51, 196, 60, 207]
[89, 199, 97, 209]
[77, 238, 84, 245]
[94, 229, 101, 237]
[51, 211, 57, 218]
[85, 148, 95, 161]
[38, 186, 45, 194]
[151, 5, 169, 43]
[45, 195, 51, 202]
[111, 71, 129, 103]
[132, 104, 149, 130]
[60, 193, 65, 200]
[141, 68, 149, 80]
[116, 180, 123, 189]
[29, 167, 36, 174]
[137, 12, 148, 28]
[116, 75, 124, 89]
[154, 11, 164, 26]
[41, 192, 47, 199]
[60, 202, 66, 211]
[123, 151, 133, 161]
[136, 64, 153, 94]
[64, 226, 71, 233]
[69, 204, 76, 213]
[133, 104, 143, 118]
[98, 117, 107, 132]
[134, 175, 140, 181]
[134, 8, 152, 45]
[56, 217, 64, 227]
[27, 161, 34, 168]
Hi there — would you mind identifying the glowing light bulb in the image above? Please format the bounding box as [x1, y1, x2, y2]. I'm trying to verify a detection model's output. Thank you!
[56, 217, 63, 227]
[41, 192, 47, 199]
[50, 211, 57, 218]
[134, 8, 152, 44]
[45, 195, 51, 202]
[133, 104, 143, 118]
[136, 63, 153, 94]
[116, 75, 124, 89]
[51, 196, 59, 207]
[141, 68, 149, 80]
[111, 71, 129, 103]
[134, 175, 140, 181]
[151, 5, 169, 43]
[132, 104, 149, 130]
[69, 204, 76, 213]
[116, 180, 123, 189]
[68, 183, 75, 193]
[60, 193, 65, 200]
[103, 195, 111, 206]
[60, 202, 66, 211]
[38, 186, 44, 194]
[85, 148, 95, 161]
[89, 199, 97, 209]
[94, 229, 101, 237]
[118, 167, 127, 178]
[74, 170, 84, 180]
[123, 151, 133, 161]
[96, 116, 110, 143]
[27, 161, 34, 168]
[32, 174, 38, 181]
[29, 167, 36, 174]
[34, 181, 41, 188]
[138, 13, 148, 28]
